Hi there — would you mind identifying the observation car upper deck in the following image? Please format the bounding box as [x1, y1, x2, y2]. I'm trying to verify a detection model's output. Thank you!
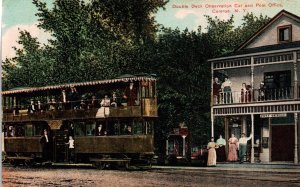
[2, 75, 158, 123]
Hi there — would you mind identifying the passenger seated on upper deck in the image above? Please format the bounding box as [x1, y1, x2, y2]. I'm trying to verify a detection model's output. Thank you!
[100, 95, 110, 107]
[89, 96, 100, 108]
[110, 92, 117, 107]
[58, 89, 67, 110]
[37, 100, 44, 112]
[80, 99, 87, 109]
[28, 100, 36, 113]
[68, 86, 80, 109]
[49, 98, 57, 111]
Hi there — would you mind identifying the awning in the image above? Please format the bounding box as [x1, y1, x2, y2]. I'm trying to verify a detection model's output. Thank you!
[2, 76, 156, 95]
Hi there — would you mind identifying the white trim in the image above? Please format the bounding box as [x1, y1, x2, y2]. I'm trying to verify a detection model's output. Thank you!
[208, 47, 300, 62]
[213, 60, 294, 70]
[213, 100, 300, 109]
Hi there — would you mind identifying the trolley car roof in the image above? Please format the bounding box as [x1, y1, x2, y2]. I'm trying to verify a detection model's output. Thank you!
[2, 76, 156, 95]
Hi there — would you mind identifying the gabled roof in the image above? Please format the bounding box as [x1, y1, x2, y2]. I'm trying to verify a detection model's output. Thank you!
[236, 10, 300, 51]
[2, 75, 156, 95]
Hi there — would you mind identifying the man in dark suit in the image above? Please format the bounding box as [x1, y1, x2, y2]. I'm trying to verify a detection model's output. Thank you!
[40, 129, 52, 162]
[68, 123, 75, 137]
[95, 124, 105, 136]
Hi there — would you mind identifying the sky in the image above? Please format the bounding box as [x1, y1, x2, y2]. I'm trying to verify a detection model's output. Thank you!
[1, 0, 300, 60]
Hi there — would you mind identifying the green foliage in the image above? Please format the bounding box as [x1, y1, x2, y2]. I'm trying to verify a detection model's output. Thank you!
[2, 1, 270, 151]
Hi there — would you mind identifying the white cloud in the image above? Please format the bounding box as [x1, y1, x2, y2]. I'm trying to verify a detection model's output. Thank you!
[1, 23, 51, 60]
[175, 10, 195, 19]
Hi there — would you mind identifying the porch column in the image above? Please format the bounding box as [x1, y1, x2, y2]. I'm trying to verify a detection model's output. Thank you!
[182, 136, 186, 157]
[211, 109, 214, 138]
[251, 114, 255, 163]
[293, 51, 298, 99]
[251, 56, 254, 89]
[225, 117, 229, 155]
[251, 56, 254, 103]
[295, 113, 298, 164]
[242, 116, 247, 134]
[166, 138, 169, 156]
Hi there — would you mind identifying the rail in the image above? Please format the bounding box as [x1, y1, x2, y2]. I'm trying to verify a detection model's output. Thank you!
[2, 98, 157, 122]
[213, 87, 294, 105]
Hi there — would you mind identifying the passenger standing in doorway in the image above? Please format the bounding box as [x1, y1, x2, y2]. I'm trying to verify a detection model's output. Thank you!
[227, 134, 238, 162]
[40, 129, 52, 162]
[66, 136, 75, 163]
[68, 123, 75, 137]
[238, 133, 252, 163]
[207, 137, 218, 166]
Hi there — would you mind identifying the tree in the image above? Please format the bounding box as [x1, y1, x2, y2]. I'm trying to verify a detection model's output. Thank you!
[2, 2, 270, 154]
[3, 0, 167, 89]
[2, 30, 53, 88]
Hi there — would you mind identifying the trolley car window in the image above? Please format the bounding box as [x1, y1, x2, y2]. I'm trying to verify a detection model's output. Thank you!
[133, 121, 143, 135]
[146, 121, 154, 135]
[25, 124, 33, 137]
[15, 125, 25, 137]
[141, 81, 155, 98]
[75, 122, 85, 136]
[120, 122, 132, 135]
[114, 122, 120, 135]
[106, 121, 116, 135]
[86, 121, 96, 136]
[33, 123, 49, 136]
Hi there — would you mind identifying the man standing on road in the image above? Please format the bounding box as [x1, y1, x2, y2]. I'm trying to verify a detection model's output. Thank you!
[238, 133, 252, 163]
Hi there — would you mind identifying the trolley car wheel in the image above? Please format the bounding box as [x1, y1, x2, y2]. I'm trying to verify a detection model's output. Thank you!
[9, 159, 18, 167]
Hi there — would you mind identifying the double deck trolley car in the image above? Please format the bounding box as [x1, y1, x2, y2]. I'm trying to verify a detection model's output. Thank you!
[2, 75, 157, 169]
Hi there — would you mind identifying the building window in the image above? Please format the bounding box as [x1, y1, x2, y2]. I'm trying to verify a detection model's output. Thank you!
[264, 70, 291, 100]
[278, 25, 292, 43]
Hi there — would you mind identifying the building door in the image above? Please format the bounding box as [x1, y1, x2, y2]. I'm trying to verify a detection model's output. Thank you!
[271, 125, 294, 161]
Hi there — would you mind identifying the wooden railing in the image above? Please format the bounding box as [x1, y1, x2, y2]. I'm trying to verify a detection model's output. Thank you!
[213, 87, 294, 105]
[2, 101, 157, 122]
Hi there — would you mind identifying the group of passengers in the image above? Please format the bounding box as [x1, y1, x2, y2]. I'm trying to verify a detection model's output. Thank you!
[4, 125, 24, 137]
[92, 123, 132, 136]
[26, 85, 137, 113]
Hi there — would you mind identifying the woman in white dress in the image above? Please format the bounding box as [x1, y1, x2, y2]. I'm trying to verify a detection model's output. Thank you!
[207, 137, 219, 166]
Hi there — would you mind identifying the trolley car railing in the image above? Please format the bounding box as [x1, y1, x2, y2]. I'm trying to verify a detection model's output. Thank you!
[2, 98, 157, 122]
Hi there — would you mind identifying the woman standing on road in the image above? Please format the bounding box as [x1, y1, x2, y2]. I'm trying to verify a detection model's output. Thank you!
[207, 137, 219, 166]
[228, 134, 239, 161]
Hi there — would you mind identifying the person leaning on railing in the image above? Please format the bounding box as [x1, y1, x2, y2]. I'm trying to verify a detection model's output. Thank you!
[213, 77, 221, 104]
[221, 77, 233, 104]
[258, 82, 266, 101]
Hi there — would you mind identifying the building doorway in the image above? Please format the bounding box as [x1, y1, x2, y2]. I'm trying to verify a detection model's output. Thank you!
[271, 125, 294, 161]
